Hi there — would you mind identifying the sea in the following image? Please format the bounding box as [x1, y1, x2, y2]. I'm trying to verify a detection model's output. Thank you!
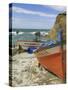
[9, 29, 50, 46]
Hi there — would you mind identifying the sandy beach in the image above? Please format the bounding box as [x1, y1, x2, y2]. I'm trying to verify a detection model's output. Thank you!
[9, 52, 63, 86]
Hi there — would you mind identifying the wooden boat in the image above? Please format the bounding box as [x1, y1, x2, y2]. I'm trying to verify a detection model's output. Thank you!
[16, 40, 41, 49]
[35, 45, 66, 80]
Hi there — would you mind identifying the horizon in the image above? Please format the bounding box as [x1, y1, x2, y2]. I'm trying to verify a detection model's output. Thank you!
[10, 28, 50, 32]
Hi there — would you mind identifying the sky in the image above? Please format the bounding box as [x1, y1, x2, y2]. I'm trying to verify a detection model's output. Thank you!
[9, 3, 66, 29]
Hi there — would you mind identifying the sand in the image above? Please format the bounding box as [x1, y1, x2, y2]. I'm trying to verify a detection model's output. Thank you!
[10, 52, 63, 86]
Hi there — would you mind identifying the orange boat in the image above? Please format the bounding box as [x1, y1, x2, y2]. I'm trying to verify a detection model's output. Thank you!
[35, 45, 66, 80]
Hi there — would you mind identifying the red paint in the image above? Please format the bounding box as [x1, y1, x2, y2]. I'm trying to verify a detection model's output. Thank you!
[37, 51, 66, 80]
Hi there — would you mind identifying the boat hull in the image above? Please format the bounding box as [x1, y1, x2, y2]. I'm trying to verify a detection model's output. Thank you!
[37, 51, 66, 80]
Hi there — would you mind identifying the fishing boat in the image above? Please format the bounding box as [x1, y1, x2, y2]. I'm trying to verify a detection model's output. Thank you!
[35, 44, 66, 80]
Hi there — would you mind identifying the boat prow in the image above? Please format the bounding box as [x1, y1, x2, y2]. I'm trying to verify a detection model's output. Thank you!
[35, 45, 66, 80]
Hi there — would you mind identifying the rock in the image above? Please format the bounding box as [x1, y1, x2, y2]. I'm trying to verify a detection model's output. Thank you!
[17, 45, 25, 54]
[49, 12, 66, 41]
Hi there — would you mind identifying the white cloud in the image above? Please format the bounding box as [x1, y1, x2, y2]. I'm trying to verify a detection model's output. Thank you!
[12, 6, 57, 18]
[49, 5, 66, 12]
[12, 17, 55, 29]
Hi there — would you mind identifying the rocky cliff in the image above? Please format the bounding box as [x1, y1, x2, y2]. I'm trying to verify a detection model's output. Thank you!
[49, 12, 66, 41]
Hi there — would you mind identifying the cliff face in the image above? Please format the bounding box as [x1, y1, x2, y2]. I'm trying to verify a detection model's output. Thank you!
[49, 12, 66, 41]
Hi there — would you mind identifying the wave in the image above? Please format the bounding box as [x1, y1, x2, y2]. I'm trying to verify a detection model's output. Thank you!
[9, 31, 24, 35]
[40, 32, 48, 36]
[9, 31, 17, 35]
[18, 32, 24, 35]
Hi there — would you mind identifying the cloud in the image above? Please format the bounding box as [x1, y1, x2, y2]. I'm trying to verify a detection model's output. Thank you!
[12, 16, 55, 29]
[12, 6, 57, 18]
[49, 5, 66, 12]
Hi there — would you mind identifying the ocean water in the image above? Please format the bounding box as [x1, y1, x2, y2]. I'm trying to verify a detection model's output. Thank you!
[12, 33, 36, 45]
[11, 29, 50, 32]
[9, 33, 36, 46]
[9, 29, 50, 46]
[9, 29, 61, 47]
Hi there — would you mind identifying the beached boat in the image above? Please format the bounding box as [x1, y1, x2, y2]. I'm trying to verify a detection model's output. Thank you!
[16, 40, 42, 49]
[35, 44, 66, 80]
